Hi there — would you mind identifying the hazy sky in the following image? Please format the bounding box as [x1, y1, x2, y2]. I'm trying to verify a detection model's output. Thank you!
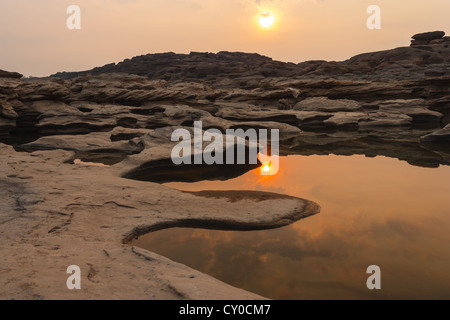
[1, 0, 450, 76]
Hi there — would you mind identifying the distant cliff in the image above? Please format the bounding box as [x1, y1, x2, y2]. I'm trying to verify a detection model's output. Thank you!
[51, 31, 450, 82]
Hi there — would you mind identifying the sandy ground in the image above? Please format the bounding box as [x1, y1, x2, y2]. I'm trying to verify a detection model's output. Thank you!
[0, 143, 319, 300]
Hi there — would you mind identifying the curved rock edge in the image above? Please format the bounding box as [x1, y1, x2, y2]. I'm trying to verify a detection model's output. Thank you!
[123, 190, 320, 244]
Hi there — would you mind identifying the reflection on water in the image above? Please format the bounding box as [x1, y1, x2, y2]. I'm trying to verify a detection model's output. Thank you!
[133, 155, 450, 299]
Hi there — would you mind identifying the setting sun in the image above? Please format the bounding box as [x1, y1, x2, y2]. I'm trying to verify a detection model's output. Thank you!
[258, 11, 275, 28]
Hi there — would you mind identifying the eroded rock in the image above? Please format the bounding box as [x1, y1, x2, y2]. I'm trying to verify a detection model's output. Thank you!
[293, 97, 361, 112]
[420, 124, 450, 144]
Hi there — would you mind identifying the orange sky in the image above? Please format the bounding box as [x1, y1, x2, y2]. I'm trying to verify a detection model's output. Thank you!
[1, 0, 450, 76]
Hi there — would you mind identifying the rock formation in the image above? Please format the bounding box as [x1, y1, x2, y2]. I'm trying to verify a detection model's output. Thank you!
[1, 32, 450, 300]
[410, 31, 448, 46]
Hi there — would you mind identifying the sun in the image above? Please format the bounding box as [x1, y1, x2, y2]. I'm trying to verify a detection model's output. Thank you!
[258, 11, 275, 29]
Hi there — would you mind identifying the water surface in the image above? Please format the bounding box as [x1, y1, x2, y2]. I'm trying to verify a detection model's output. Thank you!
[134, 155, 450, 299]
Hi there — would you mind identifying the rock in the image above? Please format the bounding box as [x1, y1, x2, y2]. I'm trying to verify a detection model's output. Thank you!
[410, 39, 430, 46]
[360, 112, 412, 127]
[50, 51, 295, 82]
[0, 142, 319, 300]
[424, 66, 448, 77]
[323, 112, 369, 127]
[216, 105, 299, 126]
[20, 132, 145, 154]
[377, 99, 443, 123]
[288, 88, 301, 99]
[110, 127, 151, 142]
[293, 97, 361, 112]
[0, 100, 18, 119]
[32, 100, 82, 117]
[429, 39, 446, 45]
[0, 70, 23, 79]
[32, 31, 448, 86]
[412, 31, 445, 41]
[420, 124, 450, 144]
[278, 99, 292, 110]
[2, 32, 450, 301]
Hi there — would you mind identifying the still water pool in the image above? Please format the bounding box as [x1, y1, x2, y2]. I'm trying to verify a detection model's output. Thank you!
[133, 155, 450, 299]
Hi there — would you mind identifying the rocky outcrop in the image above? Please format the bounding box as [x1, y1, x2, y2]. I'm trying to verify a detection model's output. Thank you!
[412, 31, 445, 41]
[0, 31, 447, 167]
[411, 31, 447, 46]
[0, 69, 23, 79]
[1, 31, 450, 300]
[0, 143, 319, 299]
[52, 52, 295, 82]
[50, 31, 450, 83]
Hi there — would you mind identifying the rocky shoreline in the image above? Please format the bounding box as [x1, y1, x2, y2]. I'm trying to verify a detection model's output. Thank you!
[0, 31, 449, 299]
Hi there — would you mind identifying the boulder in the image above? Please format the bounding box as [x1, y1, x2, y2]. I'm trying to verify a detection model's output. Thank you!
[412, 31, 445, 41]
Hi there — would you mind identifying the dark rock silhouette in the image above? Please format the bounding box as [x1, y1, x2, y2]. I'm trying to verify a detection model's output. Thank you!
[0, 69, 23, 79]
[412, 31, 445, 41]
[51, 32, 450, 81]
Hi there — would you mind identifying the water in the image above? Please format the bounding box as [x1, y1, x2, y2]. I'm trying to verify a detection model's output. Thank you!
[133, 154, 450, 299]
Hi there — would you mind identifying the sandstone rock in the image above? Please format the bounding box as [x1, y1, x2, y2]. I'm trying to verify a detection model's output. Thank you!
[288, 88, 301, 99]
[32, 100, 82, 117]
[429, 39, 445, 45]
[38, 31, 449, 86]
[20, 132, 145, 154]
[424, 66, 448, 77]
[110, 127, 151, 141]
[377, 99, 443, 123]
[216, 105, 298, 125]
[292, 111, 331, 122]
[0, 142, 319, 299]
[412, 31, 445, 41]
[293, 97, 361, 112]
[323, 112, 369, 127]
[51, 51, 295, 82]
[2, 33, 450, 301]
[410, 39, 430, 46]
[420, 124, 450, 144]
[0, 100, 18, 119]
[360, 112, 412, 127]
